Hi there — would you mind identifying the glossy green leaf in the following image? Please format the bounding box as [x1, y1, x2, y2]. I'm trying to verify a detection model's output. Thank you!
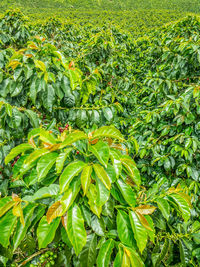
[61, 178, 81, 214]
[65, 205, 87, 256]
[96, 177, 110, 207]
[23, 148, 50, 169]
[110, 149, 122, 178]
[37, 216, 60, 249]
[97, 239, 114, 267]
[87, 184, 102, 218]
[121, 157, 141, 187]
[179, 239, 190, 266]
[39, 128, 57, 144]
[117, 210, 136, 248]
[81, 165, 92, 196]
[157, 198, 170, 221]
[0, 197, 15, 218]
[13, 203, 36, 251]
[60, 161, 86, 193]
[60, 131, 88, 149]
[30, 184, 60, 200]
[169, 193, 190, 221]
[91, 215, 105, 236]
[56, 148, 72, 174]
[24, 110, 39, 128]
[89, 141, 110, 167]
[5, 144, 33, 165]
[0, 210, 17, 248]
[79, 234, 97, 267]
[124, 247, 144, 267]
[116, 179, 136, 207]
[37, 152, 58, 181]
[93, 164, 111, 190]
[129, 210, 148, 253]
[92, 126, 124, 142]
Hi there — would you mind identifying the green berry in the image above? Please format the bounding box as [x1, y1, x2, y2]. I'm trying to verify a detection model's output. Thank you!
[50, 260, 55, 265]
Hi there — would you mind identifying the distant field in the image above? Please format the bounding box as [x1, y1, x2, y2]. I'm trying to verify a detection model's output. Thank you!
[0, 1, 192, 35]
[0, 0, 200, 13]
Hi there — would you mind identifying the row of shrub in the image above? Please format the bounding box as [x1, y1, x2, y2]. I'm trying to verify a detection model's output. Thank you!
[0, 9, 200, 266]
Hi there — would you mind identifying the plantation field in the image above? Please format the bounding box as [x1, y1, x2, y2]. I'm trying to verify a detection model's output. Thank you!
[0, 0, 195, 35]
[1, 0, 200, 12]
[0, 2, 200, 267]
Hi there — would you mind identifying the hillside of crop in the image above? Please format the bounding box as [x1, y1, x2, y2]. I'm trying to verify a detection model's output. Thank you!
[0, 0, 195, 35]
[1, 0, 200, 12]
[0, 4, 200, 267]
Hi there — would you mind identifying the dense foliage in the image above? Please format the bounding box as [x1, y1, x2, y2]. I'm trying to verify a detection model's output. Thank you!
[0, 7, 200, 267]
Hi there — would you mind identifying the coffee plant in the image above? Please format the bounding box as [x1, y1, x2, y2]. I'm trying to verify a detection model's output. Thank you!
[0, 7, 199, 267]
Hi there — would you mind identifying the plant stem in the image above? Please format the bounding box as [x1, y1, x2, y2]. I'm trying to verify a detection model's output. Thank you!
[18, 248, 50, 267]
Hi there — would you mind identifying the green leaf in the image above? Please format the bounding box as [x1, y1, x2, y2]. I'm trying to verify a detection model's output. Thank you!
[157, 198, 170, 221]
[0, 210, 17, 248]
[23, 148, 50, 169]
[37, 216, 60, 249]
[13, 203, 36, 251]
[92, 126, 124, 142]
[121, 157, 141, 187]
[0, 197, 15, 218]
[153, 239, 169, 267]
[61, 178, 81, 214]
[113, 248, 123, 267]
[110, 149, 122, 178]
[96, 177, 110, 207]
[105, 164, 117, 183]
[116, 179, 136, 207]
[129, 210, 148, 253]
[12, 108, 22, 127]
[169, 193, 190, 221]
[97, 239, 114, 267]
[34, 60, 46, 72]
[46, 84, 55, 111]
[24, 110, 39, 128]
[145, 215, 155, 243]
[5, 144, 33, 164]
[65, 205, 87, 256]
[87, 184, 102, 218]
[124, 247, 144, 267]
[37, 152, 58, 181]
[79, 234, 97, 267]
[103, 107, 113, 122]
[56, 148, 72, 174]
[39, 128, 57, 144]
[60, 131, 88, 149]
[93, 164, 111, 190]
[89, 141, 110, 167]
[81, 165, 92, 196]
[60, 161, 86, 193]
[117, 210, 136, 248]
[28, 128, 41, 141]
[91, 110, 100, 124]
[179, 239, 191, 266]
[30, 184, 60, 200]
[91, 215, 105, 236]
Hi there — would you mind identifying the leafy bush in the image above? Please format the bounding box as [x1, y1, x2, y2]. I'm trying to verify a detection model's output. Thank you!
[0, 126, 192, 266]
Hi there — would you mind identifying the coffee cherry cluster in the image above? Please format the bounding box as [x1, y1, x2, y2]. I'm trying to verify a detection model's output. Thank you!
[57, 241, 65, 251]
[58, 124, 69, 133]
[29, 251, 57, 267]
